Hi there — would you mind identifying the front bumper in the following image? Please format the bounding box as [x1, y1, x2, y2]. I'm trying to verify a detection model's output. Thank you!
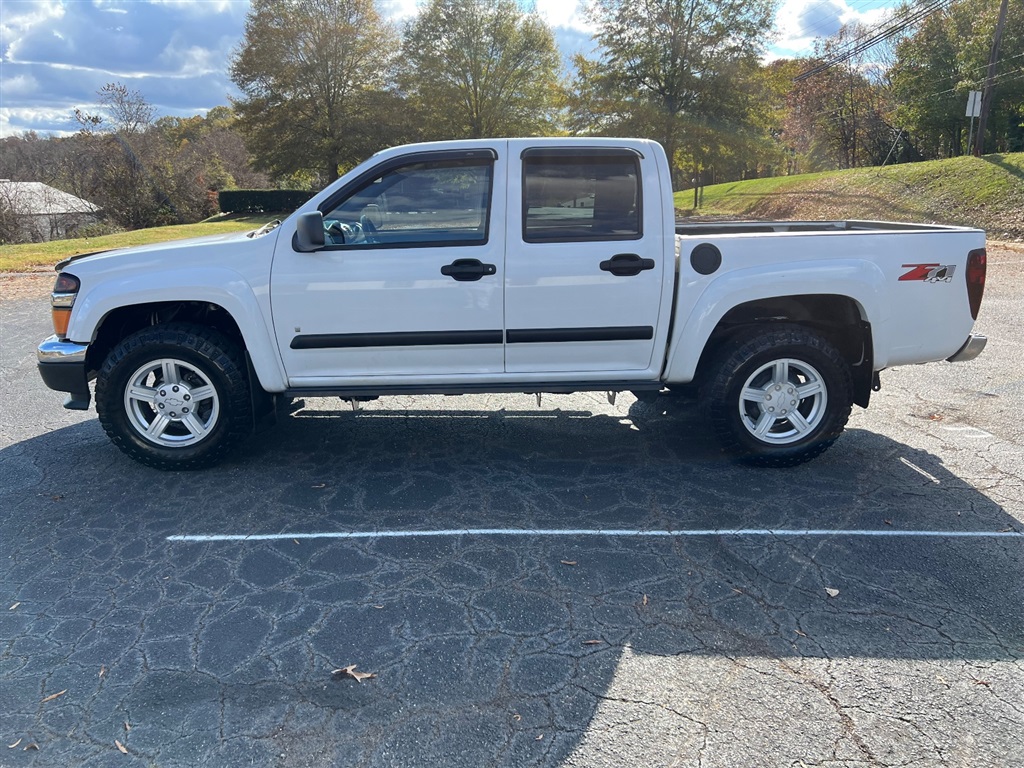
[946, 334, 988, 363]
[37, 335, 92, 410]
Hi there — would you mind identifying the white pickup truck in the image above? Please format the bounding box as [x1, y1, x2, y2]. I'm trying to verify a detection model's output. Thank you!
[37, 138, 988, 469]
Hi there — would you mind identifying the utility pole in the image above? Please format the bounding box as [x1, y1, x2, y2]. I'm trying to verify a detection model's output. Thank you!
[975, 0, 1009, 156]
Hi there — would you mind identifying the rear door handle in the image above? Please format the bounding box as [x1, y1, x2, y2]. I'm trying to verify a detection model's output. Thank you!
[600, 253, 656, 277]
[441, 258, 497, 282]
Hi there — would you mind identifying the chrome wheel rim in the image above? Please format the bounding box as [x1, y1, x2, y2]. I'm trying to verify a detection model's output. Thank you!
[738, 358, 827, 445]
[123, 358, 220, 447]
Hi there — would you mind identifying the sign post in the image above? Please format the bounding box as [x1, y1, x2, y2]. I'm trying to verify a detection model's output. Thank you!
[966, 90, 982, 155]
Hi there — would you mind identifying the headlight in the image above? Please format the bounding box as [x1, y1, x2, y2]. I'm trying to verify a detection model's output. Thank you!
[51, 272, 80, 337]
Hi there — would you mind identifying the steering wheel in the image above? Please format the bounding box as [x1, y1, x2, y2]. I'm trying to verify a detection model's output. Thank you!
[325, 220, 348, 244]
[359, 214, 379, 244]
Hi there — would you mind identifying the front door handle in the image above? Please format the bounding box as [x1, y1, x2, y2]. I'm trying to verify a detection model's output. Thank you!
[600, 253, 656, 277]
[441, 258, 497, 282]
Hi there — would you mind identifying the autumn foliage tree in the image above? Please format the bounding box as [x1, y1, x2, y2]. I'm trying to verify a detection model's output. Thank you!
[399, 0, 562, 139]
[574, 0, 779, 187]
[230, 0, 400, 184]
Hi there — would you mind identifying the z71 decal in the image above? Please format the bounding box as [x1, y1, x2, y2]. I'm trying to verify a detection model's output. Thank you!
[899, 263, 957, 282]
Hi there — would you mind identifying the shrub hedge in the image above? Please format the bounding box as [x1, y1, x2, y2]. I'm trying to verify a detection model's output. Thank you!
[218, 189, 313, 214]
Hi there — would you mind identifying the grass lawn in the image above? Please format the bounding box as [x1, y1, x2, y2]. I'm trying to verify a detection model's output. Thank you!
[0, 213, 286, 273]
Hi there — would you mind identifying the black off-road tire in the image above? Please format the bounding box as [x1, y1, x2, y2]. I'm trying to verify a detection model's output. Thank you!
[700, 326, 853, 467]
[96, 323, 252, 470]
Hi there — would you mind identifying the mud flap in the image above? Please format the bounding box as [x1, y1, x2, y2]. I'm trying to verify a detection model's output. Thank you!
[246, 352, 277, 433]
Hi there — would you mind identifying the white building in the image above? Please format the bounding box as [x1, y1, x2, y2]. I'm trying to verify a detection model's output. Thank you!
[0, 181, 101, 243]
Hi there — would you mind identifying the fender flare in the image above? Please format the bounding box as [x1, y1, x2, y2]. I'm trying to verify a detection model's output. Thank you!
[68, 267, 288, 392]
[664, 259, 890, 383]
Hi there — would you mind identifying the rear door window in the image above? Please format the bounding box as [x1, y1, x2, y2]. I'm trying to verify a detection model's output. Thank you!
[522, 152, 641, 243]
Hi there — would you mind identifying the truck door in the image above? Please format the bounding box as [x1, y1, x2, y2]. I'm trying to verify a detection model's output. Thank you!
[271, 148, 506, 384]
[504, 143, 666, 375]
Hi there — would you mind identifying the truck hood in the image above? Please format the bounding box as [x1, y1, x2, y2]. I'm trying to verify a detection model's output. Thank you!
[55, 228, 270, 272]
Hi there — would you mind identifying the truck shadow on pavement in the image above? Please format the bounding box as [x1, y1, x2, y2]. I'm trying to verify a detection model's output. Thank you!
[2, 400, 1022, 766]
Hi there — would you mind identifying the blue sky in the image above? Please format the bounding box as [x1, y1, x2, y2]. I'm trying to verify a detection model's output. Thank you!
[0, 0, 896, 137]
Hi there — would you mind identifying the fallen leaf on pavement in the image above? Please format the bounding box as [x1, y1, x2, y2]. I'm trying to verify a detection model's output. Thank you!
[825, 588, 840, 598]
[40, 690, 67, 704]
[8, 739, 21, 749]
[512, 714, 521, 722]
[115, 740, 128, 754]
[332, 665, 376, 683]
[560, 560, 577, 566]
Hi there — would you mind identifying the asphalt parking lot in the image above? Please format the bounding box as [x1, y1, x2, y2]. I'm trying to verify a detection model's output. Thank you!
[2, 249, 1023, 768]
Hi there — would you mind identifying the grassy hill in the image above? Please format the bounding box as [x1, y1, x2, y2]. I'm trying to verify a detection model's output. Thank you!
[675, 153, 1024, 240]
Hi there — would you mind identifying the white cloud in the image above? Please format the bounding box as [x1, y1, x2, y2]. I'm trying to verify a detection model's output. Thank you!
[158, 40, 223, 78]
[142, 0, 238, 13]
[0, 105, 77, 136]
[0, 73, 39, 95]
[534, 0, 594, 34]
[378, 0, 420, 22]
[773, 0, 895, 58]
[1, 0, 65, 55]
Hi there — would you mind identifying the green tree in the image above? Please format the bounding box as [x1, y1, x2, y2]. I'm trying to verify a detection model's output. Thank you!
[230, 0, 398, 184]
[575, 0, 778, 187]
[890, 0, 1024, 158]
[400, 0, 562, 139]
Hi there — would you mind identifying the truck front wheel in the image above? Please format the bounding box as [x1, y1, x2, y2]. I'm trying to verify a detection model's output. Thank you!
[701, 326, 853, 467]
[96, 323, 252, 470]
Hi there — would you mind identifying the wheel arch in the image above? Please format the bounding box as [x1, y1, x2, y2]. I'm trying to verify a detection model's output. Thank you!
[666, 279, 878, 408]
[78, 290, 286, 393]
[694, 295, 875, 408]
[86, 300, 243, 373]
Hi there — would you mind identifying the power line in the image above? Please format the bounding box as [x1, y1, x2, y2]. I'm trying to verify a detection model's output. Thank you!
[795, 0, 948, 80]
[923, 63, 1024, 100]
[794, 0, 952, 81]
[783, 0, 895, 57]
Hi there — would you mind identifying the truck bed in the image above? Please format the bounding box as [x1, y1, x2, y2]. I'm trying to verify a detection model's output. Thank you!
[675, 220, 969, 236]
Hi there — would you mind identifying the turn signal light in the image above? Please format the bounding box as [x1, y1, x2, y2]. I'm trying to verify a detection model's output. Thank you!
[52, 308, 71, 337]
[966, 249, 986, 320]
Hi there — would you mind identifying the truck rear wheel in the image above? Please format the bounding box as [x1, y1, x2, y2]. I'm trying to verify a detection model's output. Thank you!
[96, 323, 251, 470]
[700, 326, 853, 467]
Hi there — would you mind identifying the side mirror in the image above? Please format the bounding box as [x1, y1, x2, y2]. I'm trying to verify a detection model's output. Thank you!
[293, 211, 325, 252]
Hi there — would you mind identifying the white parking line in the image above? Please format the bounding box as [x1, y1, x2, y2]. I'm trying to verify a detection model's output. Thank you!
[166, 528, 1024, 543]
